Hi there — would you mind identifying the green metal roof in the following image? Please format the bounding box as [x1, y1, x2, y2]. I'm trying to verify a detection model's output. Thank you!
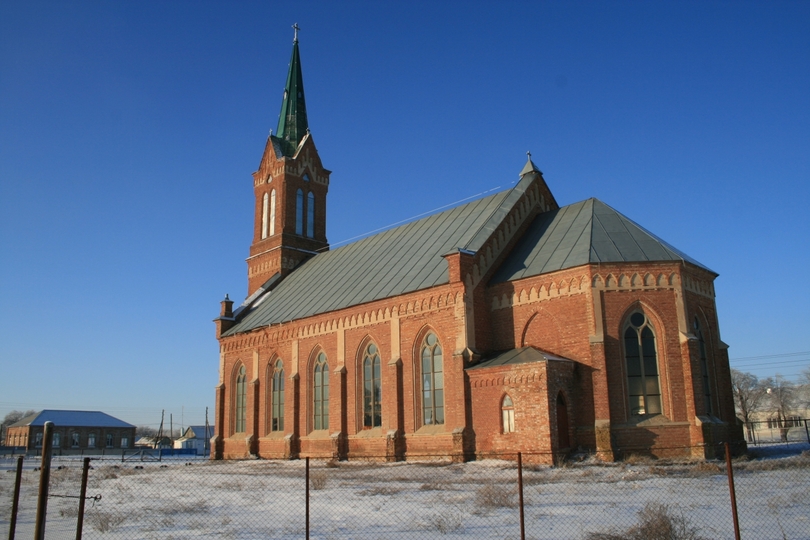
[467, 346, 572, 370]
[490, 198, 713, 284]
[275, 36, 308, 157]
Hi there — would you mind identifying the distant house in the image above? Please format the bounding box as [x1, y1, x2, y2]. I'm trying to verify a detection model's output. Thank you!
[5, 410, 136, 454]
[174, 425, 214, 455]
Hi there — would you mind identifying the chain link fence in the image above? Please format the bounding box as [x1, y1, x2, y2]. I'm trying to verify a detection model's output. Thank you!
[2, 443, 809, 539]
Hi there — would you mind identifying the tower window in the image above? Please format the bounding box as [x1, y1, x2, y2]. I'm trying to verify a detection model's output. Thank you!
[295, 189, 304, 235]
[313, 352, 329, 430]
[306, 192, 315, 238]
[269, 189, 276, 236]
[261, 193, 269, 239]
[363, 343, 382, 429]
[303, 172, 310, 182]
[421, 333, 444, 425]
[624, 312, 662, 416]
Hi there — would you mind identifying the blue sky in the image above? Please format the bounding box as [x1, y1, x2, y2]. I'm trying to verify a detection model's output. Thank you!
[1, 1, 808, 428]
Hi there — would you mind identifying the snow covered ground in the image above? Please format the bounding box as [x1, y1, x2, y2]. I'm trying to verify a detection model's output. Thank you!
[2, 444, 808, 539]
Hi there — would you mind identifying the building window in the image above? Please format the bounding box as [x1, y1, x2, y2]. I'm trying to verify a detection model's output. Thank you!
[271, 359, 285, 432]
[502, 395, 515, 433]
[421, 332, 445, 425]
[53, 432, 61, 447]
[35, 432, 43, 447]
[624, 311, 662, 416]
[694, 318, 713, 416]
[306, 192, 315, 238]
[303, 172, 310, 182]
[121, 436, 129, 449]
[261, 192, 269, 239]
[106, 433, 114, 448]
[295, 189, 304, 235]
[235, 365, 247, 433]
[71, 432, 80, 448]
[88, 433, 96, 448]
[363, 343, 382, 429]
[269, 189, 276, 236]
[313, 352, 329, 430]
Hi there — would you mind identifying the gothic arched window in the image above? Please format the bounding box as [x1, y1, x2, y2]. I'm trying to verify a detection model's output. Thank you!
[421, 333, 444, 425]
[295, 189, 304, 235]
[269, 189, 276, 236]
[261, 193, 269, 239]
[695, 318, 713, 415]
[501, 395, 515, 433]
[313, 352, 329, 430]
[235, 365, 247, 433]
[271, 359, 285, 432]
[363, 343, 382, 428]
[624, 312, 662, 416]
[306, 192, 315, 238]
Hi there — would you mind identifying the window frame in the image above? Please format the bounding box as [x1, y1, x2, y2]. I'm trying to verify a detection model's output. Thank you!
[313, 352, 330, 431]
[420, 332, 445, 426]
[271, 359, 285, 433]
[235, 364, 247, 434]
[623, 311, 663, 418]
[295, 189, 304, 235]
[694, 317, 713, 416]
[362, 342, 382, 429]
[261, 192, 269, 239]
[501, 394, 515, 434]
[306, 191, 315, 238]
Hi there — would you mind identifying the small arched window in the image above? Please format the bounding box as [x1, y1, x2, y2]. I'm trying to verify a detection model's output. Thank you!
[502, 395, 515, 433]
[261, 192, 269, 239]
[695, 318, 713, 416]
[269, 189, 276, 236]
[306, 192, 315, 238]
[271, 359, 285, 432]
[303, 172, 310, 182]
[235, 365, 247, 433]
[295, 189, 304, 235]
[363, 343, 382, 429]
[624, 312, 662, 416]
[421, 333, 444, 425]
[313, 352, 329, 430]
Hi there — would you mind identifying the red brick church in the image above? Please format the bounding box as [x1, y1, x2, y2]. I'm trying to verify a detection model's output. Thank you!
[213, 31, 744, 462]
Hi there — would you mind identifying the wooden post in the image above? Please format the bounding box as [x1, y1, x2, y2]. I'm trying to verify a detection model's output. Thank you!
[34, 422, 54, 540]
[725, 442, 741, 540]
[517, 452, 526, 540]
[8, 455, 24, 540]
[75, 457, 91, 540]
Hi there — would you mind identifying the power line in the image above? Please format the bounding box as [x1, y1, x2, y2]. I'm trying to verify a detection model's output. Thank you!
[729, 351, 810, 361]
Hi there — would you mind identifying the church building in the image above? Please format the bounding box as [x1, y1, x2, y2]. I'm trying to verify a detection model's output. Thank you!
[213, 31, 744, 463]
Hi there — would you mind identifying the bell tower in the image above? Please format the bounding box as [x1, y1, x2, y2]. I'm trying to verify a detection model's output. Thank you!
[247, 25, 330, 296]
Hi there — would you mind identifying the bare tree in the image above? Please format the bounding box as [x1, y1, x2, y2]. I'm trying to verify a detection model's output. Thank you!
[799, 367, 810, 410]
[731, 370, 768, 442]
[764, 374, 797, 442]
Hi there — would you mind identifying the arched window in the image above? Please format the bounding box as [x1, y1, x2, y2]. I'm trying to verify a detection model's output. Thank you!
[363, 343, 382, 428]
[235, 365, 247, 433]
[269, 189, 276, 236]
[695, 318, 713, 415]
[271, 359, 285, 432]
[261, 192, 269, 239]
[313, 352, 329, 430]
[421, 332, 444, 425]
[306, 192, 315, 238]
[624, 312, 662, 416]
[295, 189, 304, 235]
[501, 395, 515, 433]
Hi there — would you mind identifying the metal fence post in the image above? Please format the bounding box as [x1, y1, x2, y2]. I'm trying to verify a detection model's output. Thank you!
[8, 455, 24, 540]
[75, 457, 91, 540]
[305, 457, 310, 540]
[517, 452, 525, 540]
[724, 442, 741, 540]
[34, 421, 54, 540]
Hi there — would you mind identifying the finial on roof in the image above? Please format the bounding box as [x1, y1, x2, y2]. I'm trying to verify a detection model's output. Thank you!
[527, 151, 531, 159]
[224, 294, 230, 302]
[293, 23, 299, 43]
[519, 151, 542, 177]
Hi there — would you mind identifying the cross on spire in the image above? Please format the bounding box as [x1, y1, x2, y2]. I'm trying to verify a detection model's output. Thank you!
[293, 23, 300, 43]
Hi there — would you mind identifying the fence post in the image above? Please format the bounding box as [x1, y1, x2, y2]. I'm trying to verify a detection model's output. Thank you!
[75, 457, 91, 540]
[804, 419, 809, 445]
[517, 452, 525, 540]
[8, 455, 24, 540]
[34, 421, 54, 540]
[305, 457, 310, 540]
[724, 442, 741, 540]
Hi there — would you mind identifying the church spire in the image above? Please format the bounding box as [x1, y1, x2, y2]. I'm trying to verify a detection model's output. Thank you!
[276, 23, 308, 157]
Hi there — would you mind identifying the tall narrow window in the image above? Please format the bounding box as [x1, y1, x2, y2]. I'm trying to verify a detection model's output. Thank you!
[52, 432, 61, 448]
[272, 359, 285, 432]
[306, 192, 315, 238]
[71, 432, 80, 448]
[313, 352, 329, 430]
[106, 433, 114, 448]
[421, 333, 444, 425]
[502, 395, 515, 433]
[261, 192, 269, 239]
[88, 433, 96, 448]
[269, 189, 276, 236]
[235, 365, 247, 433]
[35, 432, 43, 447]
[695, 318, 713, 416]
[295, 189, 304, 235]
[121, 436, 129, 449]
[363, 343, 382, 428]
[624, 312, 662, 416]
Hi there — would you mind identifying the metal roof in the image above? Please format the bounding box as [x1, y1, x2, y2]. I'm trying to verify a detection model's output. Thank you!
[276, 35, 308, 157]
[225, 189, 516, 335]
[9, 410, 135, 429]
[467, 346, 573, 370]
[490, 198, 714, 284]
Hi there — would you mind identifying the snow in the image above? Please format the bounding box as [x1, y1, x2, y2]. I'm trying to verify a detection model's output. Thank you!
[2, 445, 808, 539]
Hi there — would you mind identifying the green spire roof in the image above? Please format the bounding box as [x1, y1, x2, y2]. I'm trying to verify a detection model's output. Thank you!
[276, 25, 309, 157]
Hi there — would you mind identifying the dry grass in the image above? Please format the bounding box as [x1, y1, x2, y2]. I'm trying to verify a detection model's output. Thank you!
[585, 502, 706, 540]
[86, 510, 127, 533]
[475, 484, 516, 509]
[309, 471, 328, 490]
